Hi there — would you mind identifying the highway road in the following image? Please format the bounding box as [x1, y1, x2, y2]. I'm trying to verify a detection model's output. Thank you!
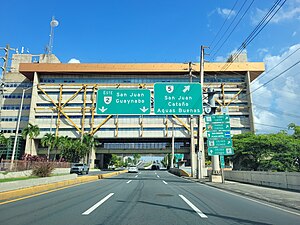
[1, 171, 299, 225]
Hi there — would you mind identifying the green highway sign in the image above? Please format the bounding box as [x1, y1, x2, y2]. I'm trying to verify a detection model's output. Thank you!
[208, 147, 234, 156]
[205, 115, 230, 123]
[220, 155, 225, 168]
[207, 131, 231, 139]
[154, 83, 203, 115]
[206, 122, 231, 131]
[96, 89, 151, 115]
[208, 139, 232, 147]
[174, 154, 184, 161]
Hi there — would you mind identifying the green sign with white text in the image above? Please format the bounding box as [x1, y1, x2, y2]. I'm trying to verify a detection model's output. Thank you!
[206, 122, 231, 131]
[96, 89, 151, 115]
[208, 147, 234, 156]
[205, 115, 230, 123]
[154, 83, 202, 115]
[208, 139, 232, 147]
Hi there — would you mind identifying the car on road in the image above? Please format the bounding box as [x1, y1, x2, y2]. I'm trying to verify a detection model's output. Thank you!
[128, 166, 138, 173]
[70, 163, 89, 175]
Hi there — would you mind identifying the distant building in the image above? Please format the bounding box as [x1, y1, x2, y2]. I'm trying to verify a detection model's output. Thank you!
[0, 53, 264, 168]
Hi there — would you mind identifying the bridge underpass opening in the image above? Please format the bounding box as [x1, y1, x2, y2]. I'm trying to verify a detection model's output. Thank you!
[94, 138, 191, 169]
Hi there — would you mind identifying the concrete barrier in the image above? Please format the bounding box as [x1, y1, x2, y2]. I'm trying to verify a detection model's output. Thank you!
[0, 170, 127, 201]
[224, 171, 300, 191]
[169, 168, 190, 177]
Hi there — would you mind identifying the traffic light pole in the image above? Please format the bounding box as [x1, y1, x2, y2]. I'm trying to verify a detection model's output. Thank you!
[197, 46, 206, 179]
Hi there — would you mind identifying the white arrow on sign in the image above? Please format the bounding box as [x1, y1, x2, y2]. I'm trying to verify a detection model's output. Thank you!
[210, 150, 213, 154]
[140, 106, 149, 113]
[183, 85, 190, 93]
[99, 106, 107, 113]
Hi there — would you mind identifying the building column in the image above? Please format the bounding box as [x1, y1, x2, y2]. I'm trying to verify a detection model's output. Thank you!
[246, 71, 255, 133]
[89, 147, 96, 168]
[25, 72, 39, 155]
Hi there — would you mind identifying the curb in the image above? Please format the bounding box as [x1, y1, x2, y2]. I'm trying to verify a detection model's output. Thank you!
[0, 170, 128, 202]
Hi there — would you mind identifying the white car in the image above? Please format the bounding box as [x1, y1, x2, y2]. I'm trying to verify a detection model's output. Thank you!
[128, 166, 138, 173]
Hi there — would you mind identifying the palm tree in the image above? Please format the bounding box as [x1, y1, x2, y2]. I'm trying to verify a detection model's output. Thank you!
[41, 133, 56, 161]
[0, 133, 8, 146]
[22, 123, 40, 155]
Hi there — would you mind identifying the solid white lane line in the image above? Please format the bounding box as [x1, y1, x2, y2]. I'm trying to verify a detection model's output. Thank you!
[163, 180, 168, 185]
[179, 195, 208, 219]
[157, 175, 160, 178]
[82, 193, 114, 215]
[126, 180, 132, 184]
[135, 175, 138, 178]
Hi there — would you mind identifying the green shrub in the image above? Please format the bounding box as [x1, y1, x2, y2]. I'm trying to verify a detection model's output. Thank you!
[32, 163, 55, 177]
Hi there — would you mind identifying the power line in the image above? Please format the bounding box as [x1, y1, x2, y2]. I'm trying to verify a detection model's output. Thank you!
[210, 0, 254, 61]
[253, 103, 300, 119]
[250, 59, 300, 95]
[209, 0, 239, 49]
[254, 122, 287, 130]
[252, 45, 300, 85]
[209, 0, 249, 58]
[219, 0, 287, 72]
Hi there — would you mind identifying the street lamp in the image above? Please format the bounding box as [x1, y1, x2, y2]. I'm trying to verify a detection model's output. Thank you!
[10, 85, 38, 170]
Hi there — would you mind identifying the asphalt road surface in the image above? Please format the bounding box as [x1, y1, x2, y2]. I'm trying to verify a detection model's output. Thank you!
[1, 171, 299, 225]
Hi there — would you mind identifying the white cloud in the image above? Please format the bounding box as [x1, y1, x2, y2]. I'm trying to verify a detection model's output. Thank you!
[217, 8, 236, 19]
[68, 58, 80, 63]
[292, 31, 297, 36]
[251, 1, 300, 24]
[251, 43, 300, 133]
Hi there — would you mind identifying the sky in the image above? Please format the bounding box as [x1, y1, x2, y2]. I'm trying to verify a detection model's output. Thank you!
[0, 0, 299, 134]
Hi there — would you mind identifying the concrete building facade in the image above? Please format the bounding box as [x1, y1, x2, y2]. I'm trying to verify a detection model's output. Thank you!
[0, 53, 264, 168]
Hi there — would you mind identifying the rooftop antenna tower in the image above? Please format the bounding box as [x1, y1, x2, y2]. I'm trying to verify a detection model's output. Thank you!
[47, 16, 59, 55]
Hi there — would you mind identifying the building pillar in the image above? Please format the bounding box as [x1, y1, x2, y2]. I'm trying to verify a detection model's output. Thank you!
[89, 146, 96, 168]
[246, 71, 255, 133]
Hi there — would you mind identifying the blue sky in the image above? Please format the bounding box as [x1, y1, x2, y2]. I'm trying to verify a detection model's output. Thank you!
[1, 0, 300, 133]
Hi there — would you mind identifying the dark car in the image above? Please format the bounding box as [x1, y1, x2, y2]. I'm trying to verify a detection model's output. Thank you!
[70, 163, 89, 175]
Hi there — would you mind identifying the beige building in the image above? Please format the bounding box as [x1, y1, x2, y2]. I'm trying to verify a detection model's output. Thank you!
[0, 53, 264, 168]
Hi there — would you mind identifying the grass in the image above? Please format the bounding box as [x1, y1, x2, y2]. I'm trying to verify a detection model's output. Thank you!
[0, 173, 71, 183]
[0, 176, 39, 183]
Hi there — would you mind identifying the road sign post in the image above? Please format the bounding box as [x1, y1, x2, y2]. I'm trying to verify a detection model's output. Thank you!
[96, 89, 151, 115]
[154, 83, 202, 115]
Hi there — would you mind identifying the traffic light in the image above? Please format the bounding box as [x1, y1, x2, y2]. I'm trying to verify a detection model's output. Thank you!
[203, 88, 217, 115]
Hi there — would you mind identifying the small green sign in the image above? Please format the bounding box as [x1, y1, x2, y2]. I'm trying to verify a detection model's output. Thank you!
[206, 122, 231, 131]
[208, 147, 234, 156]
[205, 115, 230, 123]
[220, 155, 225, 168]
[208, 139, 232, 147]
[154, 83, 203, 115]
[174, 154, 184, 161]
[207, 131, 231, 139]
[96, 89, 151, 115]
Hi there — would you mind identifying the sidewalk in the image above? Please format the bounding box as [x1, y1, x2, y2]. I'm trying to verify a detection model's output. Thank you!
[187, 177, 300, 211]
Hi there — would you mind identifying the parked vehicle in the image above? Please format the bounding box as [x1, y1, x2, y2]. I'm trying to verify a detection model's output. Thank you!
[70, 163, 89, 175]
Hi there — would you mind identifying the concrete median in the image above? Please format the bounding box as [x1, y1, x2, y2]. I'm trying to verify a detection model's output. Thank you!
[0, 170, 128, 202]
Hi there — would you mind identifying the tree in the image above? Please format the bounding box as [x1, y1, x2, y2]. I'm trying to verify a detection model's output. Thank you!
[0, 133, 8, 146]
[41, 133, 56, 161]
[288, 123, 300, 139]
[231, 125, 300, 172]
[22, 123, 40, 155]
[133, 153, 141, 165]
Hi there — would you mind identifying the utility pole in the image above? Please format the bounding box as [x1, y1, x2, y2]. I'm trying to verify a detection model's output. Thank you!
[188, 62, 196, 177]
[171, 121, 174, 168]
[197, 46, 207, 179]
